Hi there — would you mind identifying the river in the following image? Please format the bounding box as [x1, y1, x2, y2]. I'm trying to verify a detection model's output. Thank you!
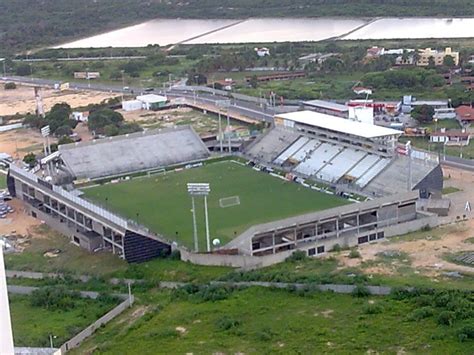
[57, 17, 474, 48]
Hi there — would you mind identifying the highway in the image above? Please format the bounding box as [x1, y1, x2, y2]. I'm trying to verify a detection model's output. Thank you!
[1, 75, 278, 123]
[5, 75, 474, 170]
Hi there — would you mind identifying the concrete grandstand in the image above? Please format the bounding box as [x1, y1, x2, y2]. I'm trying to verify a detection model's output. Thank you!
[245, 110, 442, 197]
[58, 126, 209, 180]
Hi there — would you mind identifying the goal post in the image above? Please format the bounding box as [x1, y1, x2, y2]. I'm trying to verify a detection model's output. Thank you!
[219, 196, 241, 208]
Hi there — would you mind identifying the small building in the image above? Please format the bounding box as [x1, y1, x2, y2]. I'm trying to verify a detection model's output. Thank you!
[255, 47, 270, 57]
[73, 71, 100, 79]
[122, 99, 143, 112]
[416, 47, 459, 67]
[213, 78, 235, 91]
[298, 53, 338, 65]
[301, 100, 349, 118]
[366, 46, 384, 58]
[71, 111, 89, 122]
[430, 128, 470, 145]
[401, 96, 449, 113]
[136, 94, 168, 110]
[456, 105, 474, 125]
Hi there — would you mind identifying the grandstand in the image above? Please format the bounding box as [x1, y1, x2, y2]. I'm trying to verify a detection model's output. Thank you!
[59, 126, 209, 180]
[244, 111, 442, 197]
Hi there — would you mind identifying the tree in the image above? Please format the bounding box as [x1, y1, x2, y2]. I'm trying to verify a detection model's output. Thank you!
[428, 56, 436, 69]
[23, 152, 36, 168]
[88, 108, 124, 134]
[412, 104, 435, 123]
[249, 75, 258, 89]
[15, 64, 31, 76]
[443, 55, 455, 67]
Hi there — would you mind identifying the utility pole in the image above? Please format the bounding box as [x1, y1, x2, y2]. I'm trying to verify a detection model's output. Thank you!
[227, 111, 231, 153]
[218, 110, 223, 153]
[406, 141, 412, 191]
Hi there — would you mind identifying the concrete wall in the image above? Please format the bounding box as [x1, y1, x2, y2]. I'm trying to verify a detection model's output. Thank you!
[181, 214, 438, 269]
[59, 296, 133, 353]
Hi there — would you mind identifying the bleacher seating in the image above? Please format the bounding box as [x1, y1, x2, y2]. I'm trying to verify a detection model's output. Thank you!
[318, 148, 367, 182]
[273, 137, 309, 165]
[356, 158, 391, 188]
[294, 143, 341, 177]
[291, 140, 321, 162]
[345, 154, 381, 181]
[246, 127, 301, 163]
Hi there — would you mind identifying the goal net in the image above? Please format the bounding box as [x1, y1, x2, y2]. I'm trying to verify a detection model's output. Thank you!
[219, 196, 241, 208]
[147, 168, 166, 177]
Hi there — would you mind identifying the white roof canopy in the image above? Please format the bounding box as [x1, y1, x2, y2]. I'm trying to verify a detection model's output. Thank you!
[275, 111, 402, 139]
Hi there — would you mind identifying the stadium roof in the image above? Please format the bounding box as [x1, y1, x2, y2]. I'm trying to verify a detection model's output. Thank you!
[59, 126, 209, 180]
[302, 100, 349, 113]
[275, 111, 402, 139]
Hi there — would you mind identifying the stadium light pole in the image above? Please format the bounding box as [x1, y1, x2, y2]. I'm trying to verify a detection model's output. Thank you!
[191, 195, 198, 251]
[187, 183, 211, 252]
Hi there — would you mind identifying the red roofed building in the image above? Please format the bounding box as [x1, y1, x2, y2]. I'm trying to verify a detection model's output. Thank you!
[456, 105, 474, 125]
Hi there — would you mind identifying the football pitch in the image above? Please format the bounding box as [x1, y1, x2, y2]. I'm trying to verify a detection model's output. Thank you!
[82, 161, 349, 250]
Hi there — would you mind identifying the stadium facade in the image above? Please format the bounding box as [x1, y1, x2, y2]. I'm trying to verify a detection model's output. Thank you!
[7, 111, 445, 265]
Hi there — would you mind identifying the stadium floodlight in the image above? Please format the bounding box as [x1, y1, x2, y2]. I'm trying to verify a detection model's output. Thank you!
[187, 183, 211, 252]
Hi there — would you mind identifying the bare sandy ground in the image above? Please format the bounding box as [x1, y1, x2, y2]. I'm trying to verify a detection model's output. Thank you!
[0, 83, 119, 116]
[0, 199, 40, 237]
[0, 128, 50, 159]
[337, 221, 474, 276]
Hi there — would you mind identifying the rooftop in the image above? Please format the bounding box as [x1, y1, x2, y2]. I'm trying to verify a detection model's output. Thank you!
[302, 100, 349, 113]
[456, 105, 474, 121]
[136, 94, 167, 103]
[275, 111, 402, 139]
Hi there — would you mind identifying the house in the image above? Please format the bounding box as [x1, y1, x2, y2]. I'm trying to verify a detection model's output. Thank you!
[255, 47, 270, 57]
[213, 78, 235, 91]
[456, 105, 474, 125]
[298, 53, 338, 65]
[468, 55, 474, 64]
[366, 46, 384, 58]
[395, 55, 415, 66]
[136, 94, 168, 110]
[71, 111, 89, 122]
[416, 47, 459, 67]
[401, 96, 449, 113]
[73, 72, 100, 79]
[122, 100, 143, 112]
[430, 128, 470, 145]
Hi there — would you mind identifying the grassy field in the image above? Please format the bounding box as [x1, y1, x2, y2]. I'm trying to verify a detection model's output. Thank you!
[0, 172, 6, 189]
[10, 293, 117, 347]
[399, 136, 474, 160]
[74, 287, 474, 354]
[5, 225, 231, 282]
[82, 161, 348, 249]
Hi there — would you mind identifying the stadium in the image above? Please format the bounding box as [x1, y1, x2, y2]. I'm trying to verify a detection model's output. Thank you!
[7, 112, 444, 266]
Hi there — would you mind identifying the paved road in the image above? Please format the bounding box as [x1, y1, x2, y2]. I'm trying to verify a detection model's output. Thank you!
[1, 75, 277, 123]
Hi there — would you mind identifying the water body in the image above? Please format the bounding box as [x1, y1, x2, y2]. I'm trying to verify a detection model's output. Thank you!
[58, 17, 474, 48]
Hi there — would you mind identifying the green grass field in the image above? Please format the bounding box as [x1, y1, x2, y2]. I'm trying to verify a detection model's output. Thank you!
[82, 161, 348, 249]
[74, 287, 474, 354]
[0, 172, 7, 189]
[10, 293, 117, 347]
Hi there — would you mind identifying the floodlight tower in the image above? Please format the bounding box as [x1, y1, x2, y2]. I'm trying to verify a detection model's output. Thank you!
[187, 183, 211, 252]
[0, 244, 15, 354]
